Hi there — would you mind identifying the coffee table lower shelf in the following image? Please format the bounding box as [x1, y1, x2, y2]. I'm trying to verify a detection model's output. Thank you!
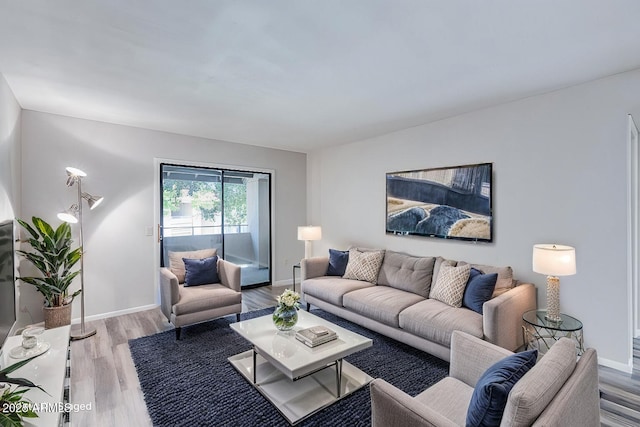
[228, 350, 373, 425]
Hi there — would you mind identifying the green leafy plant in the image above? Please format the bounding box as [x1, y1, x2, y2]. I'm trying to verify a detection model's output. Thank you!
[0, 354, 47, 427]
[16, 217, 82, 307]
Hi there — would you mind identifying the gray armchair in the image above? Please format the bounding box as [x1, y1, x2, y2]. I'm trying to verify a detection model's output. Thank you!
[159, 250, 241, 339]
[370, 331, 600, 427]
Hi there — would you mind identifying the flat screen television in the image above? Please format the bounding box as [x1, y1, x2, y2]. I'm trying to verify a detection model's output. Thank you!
[0, 219, 16, 350]
[386, 162, 493, 242]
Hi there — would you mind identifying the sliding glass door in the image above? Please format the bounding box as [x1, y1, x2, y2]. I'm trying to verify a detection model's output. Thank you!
[160, 163, 271, 287]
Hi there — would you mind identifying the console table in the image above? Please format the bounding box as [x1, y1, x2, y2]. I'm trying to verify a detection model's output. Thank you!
[1, 325, 71, 426]
[522, 310, 584, 356]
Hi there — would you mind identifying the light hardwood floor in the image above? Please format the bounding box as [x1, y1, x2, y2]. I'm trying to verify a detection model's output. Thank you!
[69, 285, 640, 426]
[69, 285, 283, 427]
[599, 338, 640, 426]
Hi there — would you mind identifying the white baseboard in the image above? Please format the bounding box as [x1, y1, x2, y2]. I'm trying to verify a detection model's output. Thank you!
[598, 356, 633, 373]
[71, 304, 159, 324]
[273, 279, 294, 287]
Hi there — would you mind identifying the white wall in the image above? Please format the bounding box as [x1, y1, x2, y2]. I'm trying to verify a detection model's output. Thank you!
[20, 111, 306, 325]
[308, 69, 640, 368]
[0, 74, 21, 223]
[0, 74, 23, 330]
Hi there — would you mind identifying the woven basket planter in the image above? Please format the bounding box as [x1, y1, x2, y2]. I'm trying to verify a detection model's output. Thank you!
[43, 304, 72, 329]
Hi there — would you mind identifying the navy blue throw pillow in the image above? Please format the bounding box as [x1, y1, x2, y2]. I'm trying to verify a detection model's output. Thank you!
[466, 349, 538, 427]
[183, 256, 219, 287]
[463, 268, 498, 314]
[326, 249, 349, 276]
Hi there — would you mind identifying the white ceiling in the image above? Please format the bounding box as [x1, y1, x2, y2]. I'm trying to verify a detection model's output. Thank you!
[1, 1, 640, 153]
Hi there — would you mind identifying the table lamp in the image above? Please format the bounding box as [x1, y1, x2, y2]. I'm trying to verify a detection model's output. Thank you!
[297, 226, 322, 259]
[532, 244, 576, 323]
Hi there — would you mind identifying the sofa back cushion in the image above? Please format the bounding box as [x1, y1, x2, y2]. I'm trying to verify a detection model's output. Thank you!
[377, 251, 436, 297]
[458, 261, 514, 291]
[500, 338, 577, 427]
[169, 248, 218, 283]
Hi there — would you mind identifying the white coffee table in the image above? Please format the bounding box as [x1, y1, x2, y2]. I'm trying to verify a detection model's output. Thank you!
[229, 310, 373, 425]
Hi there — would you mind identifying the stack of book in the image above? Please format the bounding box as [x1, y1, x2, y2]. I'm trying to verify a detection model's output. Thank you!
[295, 325, 338, 347]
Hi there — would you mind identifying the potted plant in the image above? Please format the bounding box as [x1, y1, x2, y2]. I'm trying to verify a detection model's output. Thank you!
[0, 354, 47, 426]
[16, 217, 82, 329]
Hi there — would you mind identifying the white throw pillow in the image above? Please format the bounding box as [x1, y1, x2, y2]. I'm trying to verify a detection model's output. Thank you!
[343, 249, 385, 284]
[429, 263, 471, 307]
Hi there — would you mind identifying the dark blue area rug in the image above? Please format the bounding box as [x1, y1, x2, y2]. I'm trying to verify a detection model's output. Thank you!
[129, 308, 449, 426]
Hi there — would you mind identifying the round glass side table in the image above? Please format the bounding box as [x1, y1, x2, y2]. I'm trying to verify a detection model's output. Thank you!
[522, 310, 584, 355]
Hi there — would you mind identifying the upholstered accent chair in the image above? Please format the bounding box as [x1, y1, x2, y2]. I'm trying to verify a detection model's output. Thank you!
[370, 331, 600, 427]
[159, 248, 242, 339]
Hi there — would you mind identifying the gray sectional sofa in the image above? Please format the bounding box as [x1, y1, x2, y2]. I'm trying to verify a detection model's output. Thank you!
[301, 250, 536, 361]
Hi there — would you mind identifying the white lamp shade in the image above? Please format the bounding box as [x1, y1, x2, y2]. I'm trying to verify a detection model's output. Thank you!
[83, 192, 104, 210]
[66, 167, 87, 177]
[57, 211, 78, 224]
[532, 244, 576, 276]
[298, 226, 322, 241]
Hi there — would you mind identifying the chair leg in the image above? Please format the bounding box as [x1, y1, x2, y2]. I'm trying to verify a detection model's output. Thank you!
[306, 303, 310, 311]
[236, 313, 241, 322]
[175, 327, 182, 340]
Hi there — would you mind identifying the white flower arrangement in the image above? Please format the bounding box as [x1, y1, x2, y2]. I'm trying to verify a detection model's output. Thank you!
[276, 289, 300, 309]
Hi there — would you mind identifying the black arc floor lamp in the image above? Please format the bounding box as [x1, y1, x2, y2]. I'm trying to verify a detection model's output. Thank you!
[57, 167, 104, 340]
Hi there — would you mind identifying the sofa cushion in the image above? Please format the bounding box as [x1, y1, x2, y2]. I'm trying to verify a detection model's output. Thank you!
[168, 248, 218, 283]
[302, 276, 374, 306]
[399, 299, 483, 347]
[429, 263, 471, 307]
[457, 261, 514, 291]
[326, 249, 349, 276]
[182, 256, 220, 287]
[343, 248, 385, 284]
[501, 338, 577, 426]
[173, 283, 241, 316]
[462, 268, 498, 314]
[466, 349, 538, 427]
[343, 286, 425, 328]
[377, 251, 436, 297]
[415, 376, 474, 426]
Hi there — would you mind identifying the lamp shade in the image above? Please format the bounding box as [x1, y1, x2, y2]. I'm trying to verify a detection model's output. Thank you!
[82, 192, 104, 210]
[65, 167, 87, 178]
[298, 226, 322, 241]
[57, 211, 78, 224]
[532, 244, 576, 276]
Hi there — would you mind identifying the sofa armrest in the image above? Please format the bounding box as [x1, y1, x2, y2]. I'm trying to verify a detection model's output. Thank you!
[370, 378, 459, 427]
[450, 331, 513, 387]
[218, 258, 241, 292]
[159, 267, 180, 321]
[532, 348, 600, 427]
[301, 257, 329, 280]
[483, 283, 537, 351]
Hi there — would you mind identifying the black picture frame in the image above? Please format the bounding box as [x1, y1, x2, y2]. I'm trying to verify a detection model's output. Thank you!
[386, 162, 493, 242]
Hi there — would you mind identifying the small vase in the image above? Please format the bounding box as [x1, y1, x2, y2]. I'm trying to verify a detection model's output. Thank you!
[273, 305, 298, 331]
